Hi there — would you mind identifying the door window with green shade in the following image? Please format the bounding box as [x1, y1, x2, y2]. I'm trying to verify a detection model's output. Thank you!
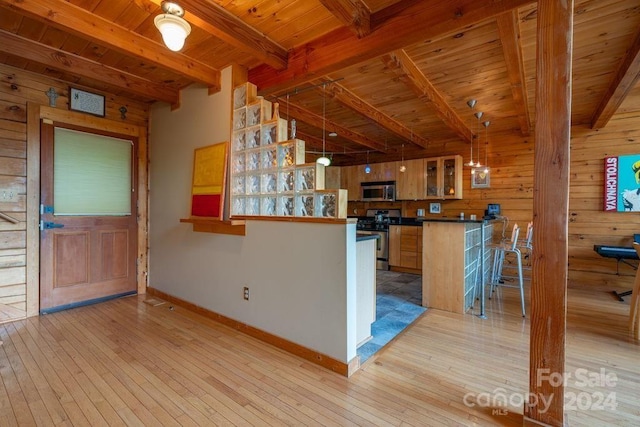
[54, 127, 133, 216]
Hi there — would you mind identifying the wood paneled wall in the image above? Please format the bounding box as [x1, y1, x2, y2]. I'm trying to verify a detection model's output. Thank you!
[0, 63, 148, 322]
[349, 100, 640, 291]
[569, 110, 640, 290]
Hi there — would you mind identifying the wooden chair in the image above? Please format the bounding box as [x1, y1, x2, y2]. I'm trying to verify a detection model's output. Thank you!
[630, 243, 640, 340]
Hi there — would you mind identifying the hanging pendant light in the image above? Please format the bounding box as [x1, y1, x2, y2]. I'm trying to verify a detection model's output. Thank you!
[483, 120, 490, 173]
[399, 143, 406, 172]
[316, 83, 331, 166]
[474, 111, 483, 168]
[472, 111, 483, 174]
[154, 2, 191, 52]
[466, 99, 477, 167]
[364, 151, 371, 174]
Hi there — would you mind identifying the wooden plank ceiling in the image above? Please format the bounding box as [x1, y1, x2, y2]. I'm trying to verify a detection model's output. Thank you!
[1, 0, 639, 166]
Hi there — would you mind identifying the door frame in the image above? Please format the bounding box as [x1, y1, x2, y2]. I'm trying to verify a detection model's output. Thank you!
[26, 103, 149, 317]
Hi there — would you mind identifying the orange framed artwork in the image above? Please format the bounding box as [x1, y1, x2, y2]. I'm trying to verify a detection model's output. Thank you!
[191, 141, 228, 220]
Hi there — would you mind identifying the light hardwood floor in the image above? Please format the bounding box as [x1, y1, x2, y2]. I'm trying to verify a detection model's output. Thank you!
[0, 284, 638, 426]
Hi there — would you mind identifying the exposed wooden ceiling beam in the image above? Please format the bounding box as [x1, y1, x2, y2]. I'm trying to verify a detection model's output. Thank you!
[278, 99, 387, 152]
[249, 0, 536, 94]
[496, 10, 531, 136]
[320, 81, 430, 149]
[0, 30, 178, 104]
[381, 50, 473, 143]
[591, 28, 640, 129]
[149, 0, 288, 70]
[319, 0, 371, 38]
[0, 0, 220, 91]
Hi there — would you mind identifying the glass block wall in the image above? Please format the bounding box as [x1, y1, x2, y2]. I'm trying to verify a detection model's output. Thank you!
[230, 83, 346, 218]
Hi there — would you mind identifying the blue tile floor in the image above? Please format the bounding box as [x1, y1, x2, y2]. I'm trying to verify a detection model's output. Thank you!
[357, 271, 426, 363]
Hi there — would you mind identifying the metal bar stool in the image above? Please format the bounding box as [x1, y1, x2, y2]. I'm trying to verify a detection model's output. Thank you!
[488, 223, 526, 317]
[518, 222, 534, 270]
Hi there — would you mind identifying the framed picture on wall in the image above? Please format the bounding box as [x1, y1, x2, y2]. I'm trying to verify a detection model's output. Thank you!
[429, 203, 441, 214]
[190, 141, 229, 220]
[471, 168, 490, 189]
[603, 154, 640, 212]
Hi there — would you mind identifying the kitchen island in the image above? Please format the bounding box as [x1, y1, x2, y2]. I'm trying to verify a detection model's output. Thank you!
[421, 219, 492, 314]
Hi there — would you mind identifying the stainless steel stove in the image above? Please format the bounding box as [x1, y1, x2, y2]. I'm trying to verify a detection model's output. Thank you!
[356, 209, 401, 270]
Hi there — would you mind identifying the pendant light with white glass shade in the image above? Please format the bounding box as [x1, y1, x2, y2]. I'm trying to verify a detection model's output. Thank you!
[154, 2, 191, 52]
[316, 83, 331, 166]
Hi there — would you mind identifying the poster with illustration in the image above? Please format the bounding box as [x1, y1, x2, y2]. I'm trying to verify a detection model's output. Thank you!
[603, 154, 640, 212]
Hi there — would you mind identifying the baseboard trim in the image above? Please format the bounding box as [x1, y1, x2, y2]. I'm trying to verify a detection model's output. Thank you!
[146, 287, 355, 377]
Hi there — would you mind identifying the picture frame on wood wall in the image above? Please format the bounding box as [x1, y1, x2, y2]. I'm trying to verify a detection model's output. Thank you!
[429, 203, 441, 214]
[69, 87, 105, 117]
[471, 168, 490, 189]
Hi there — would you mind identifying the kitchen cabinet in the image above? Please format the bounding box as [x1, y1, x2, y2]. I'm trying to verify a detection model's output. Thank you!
[341, 165, 363, 201]
[325, 166, 341, 189]
[422, 221, 492, 313]
[362, 162, 396, 182]
[396, 158, 425, 200]
[424, 155, 463, 199]
[342, 162, 395, 201]
[389, 225, 422, 273]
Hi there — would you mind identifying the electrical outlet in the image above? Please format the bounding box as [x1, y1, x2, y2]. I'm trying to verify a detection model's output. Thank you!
[243, 286, 249, 300]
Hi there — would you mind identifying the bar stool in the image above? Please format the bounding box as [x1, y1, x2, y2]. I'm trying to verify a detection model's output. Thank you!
[630, 243, 640, 340]
[518, 222, 534, 269]
[488, 223, 526, 317]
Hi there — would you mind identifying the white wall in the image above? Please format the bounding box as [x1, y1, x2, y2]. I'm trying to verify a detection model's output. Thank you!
[148, 68, 357, 362]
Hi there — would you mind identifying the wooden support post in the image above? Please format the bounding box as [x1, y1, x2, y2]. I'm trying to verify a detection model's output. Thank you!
[526, 0, 573, 426]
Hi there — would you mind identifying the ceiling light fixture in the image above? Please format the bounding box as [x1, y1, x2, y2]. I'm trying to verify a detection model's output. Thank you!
[399, 143, 406, 173]
[154, 2, 191, 52]
[483, 120, 490, 173]
[472, 111, 483, 174]
[364, 151, 371, 174]
[466, 99, 477, 167]
[316, 83, 331, 166]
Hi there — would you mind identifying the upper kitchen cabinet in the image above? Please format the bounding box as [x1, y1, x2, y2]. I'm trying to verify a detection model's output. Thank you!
[362, 162, 396, 183]
[396, 159, 425, 200]
[342, 165, 363, 201]
[425, 155, 463, 200]
[325, 166, 342, 189]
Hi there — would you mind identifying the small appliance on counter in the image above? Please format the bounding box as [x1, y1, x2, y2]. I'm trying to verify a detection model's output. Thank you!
[484, 203, 500, 219]
[416, 208, 425, 217]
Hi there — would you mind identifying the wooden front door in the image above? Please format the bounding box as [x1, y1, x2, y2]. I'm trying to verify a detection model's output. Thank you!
[40, 121, 138, 312]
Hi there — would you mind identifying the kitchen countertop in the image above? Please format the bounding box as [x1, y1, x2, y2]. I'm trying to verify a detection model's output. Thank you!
[356, 233, 381, 242]
[391, 217, 492, 226]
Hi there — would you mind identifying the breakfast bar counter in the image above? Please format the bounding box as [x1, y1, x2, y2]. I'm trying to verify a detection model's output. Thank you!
[421, 219, 492, 314]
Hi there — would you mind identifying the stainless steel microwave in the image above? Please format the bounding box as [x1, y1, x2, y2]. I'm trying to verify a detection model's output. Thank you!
[361, 181, 396, 202]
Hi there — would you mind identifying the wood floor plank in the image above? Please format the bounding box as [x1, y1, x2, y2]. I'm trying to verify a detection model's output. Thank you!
[0, 280, 638, 426]
[55, 310, 175, 427]
[122, 302, 338, 427]
[1, 323, 55, 425]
